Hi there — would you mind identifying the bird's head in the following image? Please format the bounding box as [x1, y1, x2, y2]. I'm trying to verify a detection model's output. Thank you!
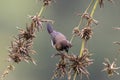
[55, 40, 72, 52]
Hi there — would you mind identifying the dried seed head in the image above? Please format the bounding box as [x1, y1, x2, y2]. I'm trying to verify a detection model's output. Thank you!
[82, 13, 98, 26]
[18, 27, 35, 40]
[80, 26, 93, 41]
[99, 0, 114, 8]
[8, 14, 51, 64]
[9, 25, 36, 64]
[9, 54, 21, 63]
[72, 27, 81, 36]
[1, 65, 15, 79]
[30, 15, 54, 31]
[52, 51, 93, 80]
[113, 41, 120, 45]
[113, 27, 120, 30]
[82, 13, 91, 20]
[99, 0, 104, 8]
[30, 15, 43, 31]
[69, 51, 93, 79]
[43, 0, 52, 6]
[52, 53, 68, 79]
[102, 58, 120, 76]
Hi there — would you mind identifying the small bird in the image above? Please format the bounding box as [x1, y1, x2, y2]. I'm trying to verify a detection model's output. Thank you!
[47, 23, 72, 53]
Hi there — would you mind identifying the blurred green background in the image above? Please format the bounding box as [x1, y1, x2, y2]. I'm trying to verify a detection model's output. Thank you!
[0, 0, 120, 80]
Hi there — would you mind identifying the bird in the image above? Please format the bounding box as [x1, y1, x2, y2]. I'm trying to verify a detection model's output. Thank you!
[47, 23, 72, 53]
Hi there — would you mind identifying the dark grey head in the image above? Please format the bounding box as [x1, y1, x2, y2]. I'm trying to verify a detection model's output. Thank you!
[55, 40, 72, 53]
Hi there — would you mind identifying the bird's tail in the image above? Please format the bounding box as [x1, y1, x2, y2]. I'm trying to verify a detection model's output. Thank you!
[47, 23, 54, 34]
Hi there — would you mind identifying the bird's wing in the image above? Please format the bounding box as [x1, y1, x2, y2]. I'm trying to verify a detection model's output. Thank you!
[50, 31, 67, 46]
[51, 36, 56, 46]
[51, 40, 55, 48]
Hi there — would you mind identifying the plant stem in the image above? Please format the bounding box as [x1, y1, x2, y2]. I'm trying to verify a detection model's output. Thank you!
[73, 71, 77, 80]
[79, 39, 86, 57]
[70, 35, 75, 43]
[1, 63, 15, 80]
[73, 0, 98, 80]
[77, 0, 94, 56]
[72, 37, 86, 80]
[38, 5, 45, 17]
[85, 0, 94, 13]
[79, 0, 98, 58]
[77, 18, 83, 29]
[90, 0, 98, 17]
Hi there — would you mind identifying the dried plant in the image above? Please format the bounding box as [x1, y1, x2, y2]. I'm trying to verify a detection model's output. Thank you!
[51, 53, 68, 79]
[8, 36, 36, 64]
[81, 12, 98, 25]
[113, 41, 120, 45]
[1, 65, 15, 80]
[29, 15, 54, 31]
[102, 58, 120, 76]
[68, 49, 93, 79]
[72, 25, 93, 41]
[52, 49, 93, 80]
[8, 13, 53, 64]
[73, 27, 81, 37]
[1, 0, 53, 79]
[1, 0, 120, 80]
[43, 0, 53, 6]
[80, 26, 93, 41]
[99, 0, 114, 8]
[51, 0, 120, 80]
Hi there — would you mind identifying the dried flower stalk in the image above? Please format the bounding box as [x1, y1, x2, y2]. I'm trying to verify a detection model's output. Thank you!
[52, 49, 93, 80]
[1, 0, 54, 79]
